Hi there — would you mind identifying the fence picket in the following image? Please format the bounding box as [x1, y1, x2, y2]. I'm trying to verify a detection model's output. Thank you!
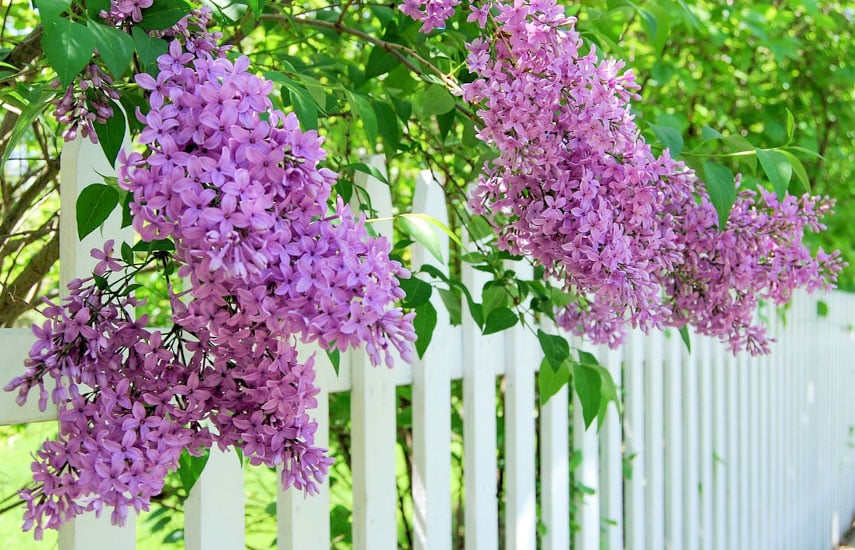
[461, 255, 500, 550]
[504, 261, 537, 550]
[599, 345, 624, 550]
[697, 334, 714, 550]
[411, 170, 454, 550]
[540, 359, 570, 550]
[682, 333, 699, 550]
[277, 348, 332, 550]
[644, 330, 665, 550]
[58, 137, 136, 550]
[623, 329, 647, 549]
[664, 333, 684, 549]
[184, 448, 245, 550]
[350, 158, 398, 550]
[573, 339, 600, 550]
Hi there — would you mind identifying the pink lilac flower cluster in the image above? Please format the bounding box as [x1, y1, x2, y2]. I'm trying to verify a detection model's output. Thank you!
[456, 0, 841, 352]
[400, 0, 460, 32]
[9, 4, 415, 537]
[99, 0, 154, 24]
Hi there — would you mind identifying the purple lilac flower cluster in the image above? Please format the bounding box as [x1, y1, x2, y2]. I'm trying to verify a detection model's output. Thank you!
[8, 4, 416, 537]
[53, 63, 120, 142]
[399, 0, 460, 32]
[456, 0, 841, 352]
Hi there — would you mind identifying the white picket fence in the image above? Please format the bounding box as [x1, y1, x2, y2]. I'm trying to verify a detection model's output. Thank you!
[1, 141, 854, 550]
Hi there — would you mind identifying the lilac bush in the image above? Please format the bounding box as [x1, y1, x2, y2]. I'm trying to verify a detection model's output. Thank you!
[7, 6, 414, 537]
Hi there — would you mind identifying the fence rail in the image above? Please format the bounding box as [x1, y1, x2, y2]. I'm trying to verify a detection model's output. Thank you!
[1, 142, 854, 549]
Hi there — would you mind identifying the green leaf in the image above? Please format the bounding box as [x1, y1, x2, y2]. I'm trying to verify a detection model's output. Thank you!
[365, 46, 399, 79]
[418, 84, 455, 117]
[756, 149, 793, 201]
[400, 214, 443, 263]
[482, 283, 509, 319]
[346, 162, 389, 186]
[132, 27, 168, 74]
[0, 88, 53, 168]
[285, 85, 319, 131]
[438, 288, 462, 325]
[248, 0, 269, 15]
[573, 363, 601, 429]
[401, 213, 463, 247]
[779, 150, 811, 194]
[482, 306, 517, 335]
[375, 102, 402, 154]
[538, 357, 570, 406]
[326, 349, 341, 375]
[177, 448, 210, 494]
[120, 241, 134, 265]
[35, 0, 70, 25]
[85, 0, 110, 19]
[399, 275, 432, 309]
[93, 102, 125, 167]
[131, 238, 175, 252]
[785, 108, 795, 143]
[703, 161, 736, 230]
[536, 330, 570, 372]
[42, 18, 96, 87]
[816, 300, 828, 318]
[649, 123, 683, 157]
[348, 93, 378, 143]
[414, 301, 437, 359]
[76, 184, 119, 240]
[140, 0, 194, 31]
[678, 326, 692, 353]
[87, 21, 135, 78]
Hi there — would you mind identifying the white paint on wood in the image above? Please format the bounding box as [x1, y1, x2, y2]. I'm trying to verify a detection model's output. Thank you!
[540, 382, 570, 550]
[600, 345, 624, 550]
[644, 330, 665, 550]
[624, 329, 647, 549]
[185, 448, 245, 550]
[664, 333, 684, 549]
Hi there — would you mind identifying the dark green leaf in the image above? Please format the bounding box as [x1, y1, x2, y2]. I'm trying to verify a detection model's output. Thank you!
[132, 27, 168, 74]
[538, 357, 570, 406]
[536, 329, 570, 372]
[326, 349, 341, 375]
[85, 0, 110, 19]
[87, 21, 135, 78]
[93, 102, 125, 167]
[132, 238, 175, 252]
[41, 18, 95, 87]
[400, 275, 432, 309]
[140, 0, 194, 31]
[414, 301, 437, 359]
[177, 448, 210, 493]
[286, 85, 319, 130]
[573, 363, 601, 429]
[346, 162, 389, 186]
[365, 46, 399, 79]
[76, 184, 119, 240]
[756, 149, 793, 201]
[703, 161, 736, 230]
[482, 306, 517, 335]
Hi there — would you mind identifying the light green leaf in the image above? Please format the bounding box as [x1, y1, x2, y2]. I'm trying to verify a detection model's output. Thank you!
[816, 300, 828, 318]
[401, 212, 462, 247]
[779, 150, 812, 194]
[538, 357, 570, 406]
[481, 283, 509, 319]
[348, 93, 378, 143]
[401, 214, 443, 263]
[482, 306, 517, 335]
[649, 123, 683, 157]
[414, 301, 437, 359]
[785, 108, 795, 143]
[177, 448, 210, 493]
[76, 184, 119, 240]
[326, 349, 341, 375]
[756, 149, 793, 201]
[418, 84, 455, 117]
[703, 161, 736, 231]
[679, 325, 692, 353]
[41, 18, 95, 87]
[87, 21, 135, 78]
